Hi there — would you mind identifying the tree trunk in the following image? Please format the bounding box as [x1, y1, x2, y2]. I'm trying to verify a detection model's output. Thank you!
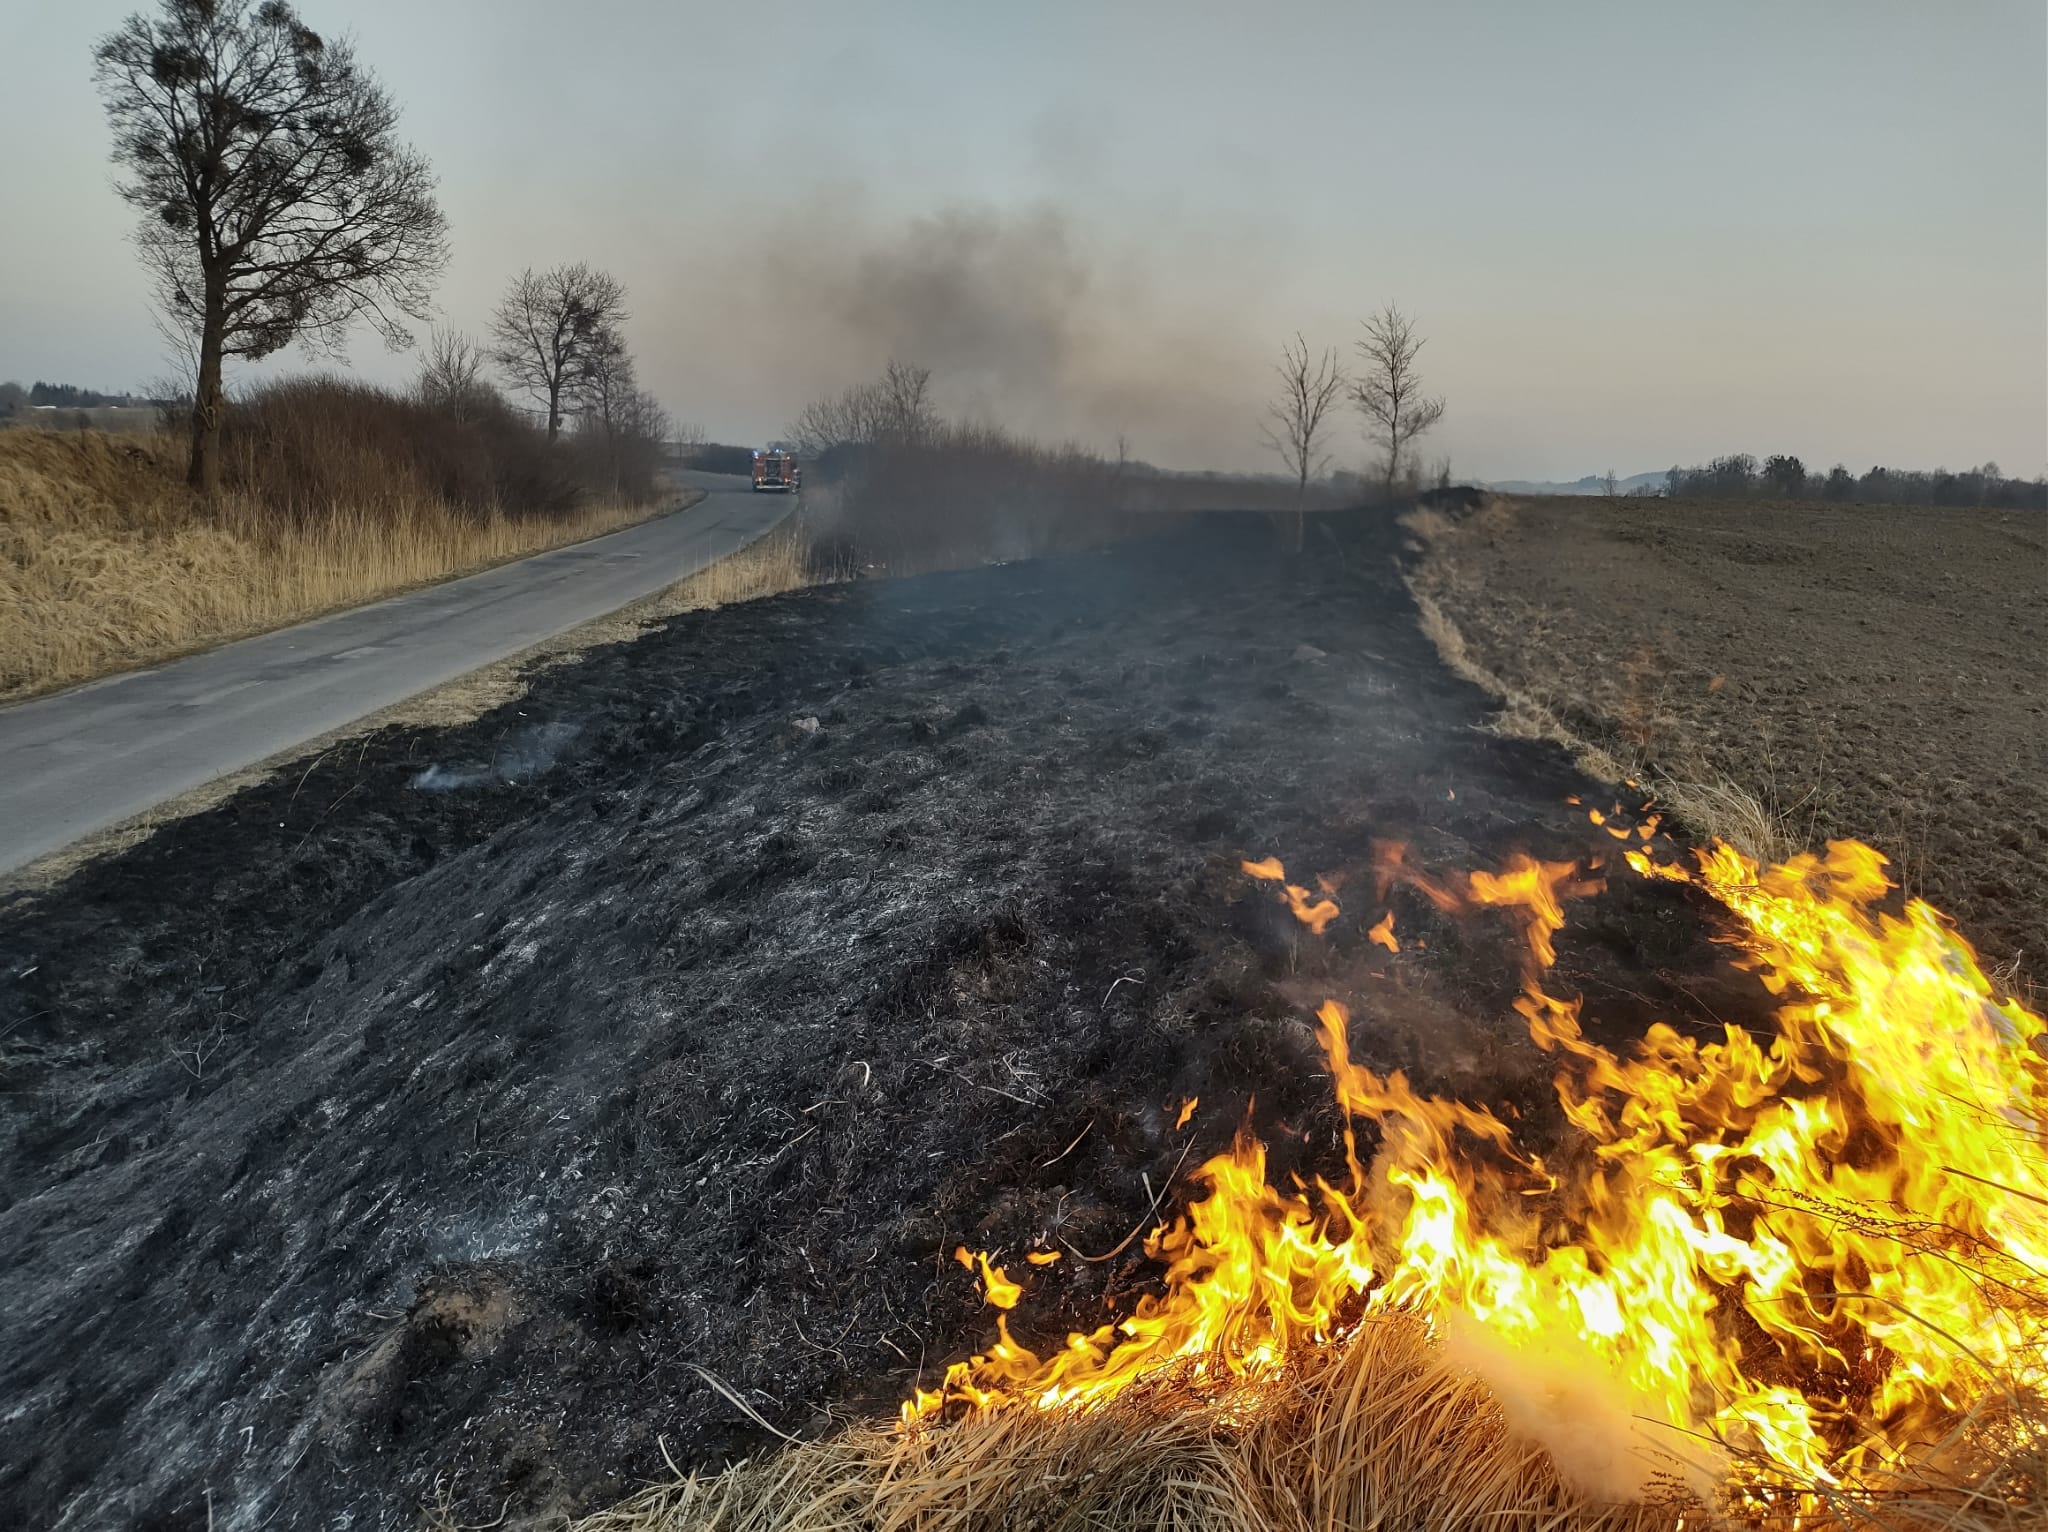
[546, 378, 561, 443]
[187, 291, 227, 496]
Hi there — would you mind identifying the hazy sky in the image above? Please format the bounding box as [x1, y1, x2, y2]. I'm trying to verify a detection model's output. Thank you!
[3, 1, 2043, 479]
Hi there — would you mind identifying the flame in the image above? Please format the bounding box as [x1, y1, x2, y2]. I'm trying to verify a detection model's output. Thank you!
[909, 837, 2048, 1507]
[1242, 855, 1342, 934]
[1175, 1096, 1200, 1130]
[955, 1246, 1022, 1310]
[1367, 912, 1399, 953]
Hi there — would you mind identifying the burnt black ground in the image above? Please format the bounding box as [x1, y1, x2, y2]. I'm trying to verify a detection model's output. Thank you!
[0, 513, 1777, 1531]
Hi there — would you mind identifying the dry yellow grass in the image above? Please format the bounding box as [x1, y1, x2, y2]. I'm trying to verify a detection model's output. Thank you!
[0, 428, 691, 702]
[567, 1319, 1687, 1532]
[565, 1309, 2043, 1532]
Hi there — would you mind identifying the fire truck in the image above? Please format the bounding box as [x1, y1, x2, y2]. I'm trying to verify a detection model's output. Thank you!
[751, 442, 800, 493]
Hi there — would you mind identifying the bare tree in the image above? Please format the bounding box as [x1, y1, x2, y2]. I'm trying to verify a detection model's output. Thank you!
[1351, 304, 1445, 497]
[788, 360, 939, 454]
[1260, 332, 1345, 549]
[95, 0, 446, 494]
[573, 331, 637, 494]
[877, 360, 938, 444]
[489, 263, 628, 442]
[608, 386, 673, 501]
[416, 328, 492, 422]
[1603, 469, 1619, 497]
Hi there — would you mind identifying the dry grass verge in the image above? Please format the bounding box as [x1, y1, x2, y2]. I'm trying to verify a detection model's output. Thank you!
[0, 427, 693, 701]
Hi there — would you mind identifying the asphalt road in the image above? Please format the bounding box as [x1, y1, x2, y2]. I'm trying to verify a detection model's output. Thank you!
[0, 472, 792, 878]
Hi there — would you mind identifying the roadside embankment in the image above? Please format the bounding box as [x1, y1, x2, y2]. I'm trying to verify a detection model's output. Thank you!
[1, 381, 693, 700]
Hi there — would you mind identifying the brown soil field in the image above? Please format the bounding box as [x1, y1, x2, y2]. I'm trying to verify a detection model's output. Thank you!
[1407, 495, 2047, 988]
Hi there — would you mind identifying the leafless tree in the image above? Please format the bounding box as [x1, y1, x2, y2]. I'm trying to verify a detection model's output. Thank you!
[96, 0, 446, 495]
[1351, 304, 1445, 497]
[1260, 333, 1345, 549]
[608, 386, 674, 500]
[572, 331, 640, 495]
[489, 263, 628, 442]
[575, 329, 633, 435]
[788, 360, 939, 454]
[1603, 469, 1619, 497]
[877, 360, 938, 444]
[416, 328, 492, 422]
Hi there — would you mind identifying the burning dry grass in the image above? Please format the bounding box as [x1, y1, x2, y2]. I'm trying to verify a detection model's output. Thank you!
[577, 1315, 2042, 1532]
[572, 1322, 1684, 1532]
[575, 832, 2047, 1532]
[0, 426, 686, 701]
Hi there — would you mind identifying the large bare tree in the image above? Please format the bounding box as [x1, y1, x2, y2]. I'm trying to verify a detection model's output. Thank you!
[1260, 332, 1345, 549]
[489, 263, 628, 442]
[1352, 304, 1445, 496]
[95, 0, 447, 493]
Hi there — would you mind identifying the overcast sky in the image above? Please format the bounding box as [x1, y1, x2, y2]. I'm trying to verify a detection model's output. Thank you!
[3, 1, 2043, 479]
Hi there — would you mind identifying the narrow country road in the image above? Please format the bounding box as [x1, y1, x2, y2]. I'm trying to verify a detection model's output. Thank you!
[0, 471, 791, 878]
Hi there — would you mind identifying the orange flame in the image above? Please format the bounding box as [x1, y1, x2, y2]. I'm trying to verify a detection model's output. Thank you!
[1174, 1096, 1199, 1130]
[954, 1246, 1022, 1310]
[1367, 912, 1399, 953]
[910, 838, 2048, 1505]
[1242, 854, 1340, 934]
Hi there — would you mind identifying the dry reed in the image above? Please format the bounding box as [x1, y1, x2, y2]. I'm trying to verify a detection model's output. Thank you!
[0, 427, 679, 701]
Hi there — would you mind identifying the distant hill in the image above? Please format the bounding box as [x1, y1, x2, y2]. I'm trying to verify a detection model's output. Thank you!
[1486, 471, 1666, 496]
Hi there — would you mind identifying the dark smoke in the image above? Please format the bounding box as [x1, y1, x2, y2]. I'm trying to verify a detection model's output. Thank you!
[658, 198, 1278, 470]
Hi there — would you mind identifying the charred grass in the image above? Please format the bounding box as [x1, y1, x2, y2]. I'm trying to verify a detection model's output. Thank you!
[802, 426, 1343, 576]
[0, 511, 1784, 1529]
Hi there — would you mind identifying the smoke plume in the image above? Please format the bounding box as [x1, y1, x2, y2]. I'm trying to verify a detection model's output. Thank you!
[650, 196, 1279, 469]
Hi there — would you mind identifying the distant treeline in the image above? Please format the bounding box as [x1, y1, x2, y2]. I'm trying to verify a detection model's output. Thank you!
[680, 442, 761, 476]
[1665, 454, 2044, 508]
[0, 381, 161, 412]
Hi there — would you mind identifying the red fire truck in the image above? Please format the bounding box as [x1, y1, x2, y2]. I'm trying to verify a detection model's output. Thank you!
[751, 442, 800, 493]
